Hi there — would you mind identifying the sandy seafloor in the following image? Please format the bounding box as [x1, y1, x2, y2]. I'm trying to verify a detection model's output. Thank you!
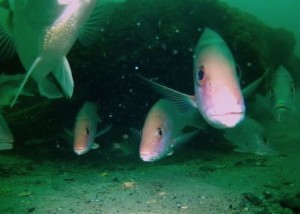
[0, 127, 299, 214]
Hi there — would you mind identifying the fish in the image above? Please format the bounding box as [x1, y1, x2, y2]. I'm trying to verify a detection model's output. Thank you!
[193, 28, 245, 128]
[73, 101, 111, 155]
[267, 66, 296, 122]
[0, 112, 14, 150]
[0, 73, 34, 107]
[0, 73, 35, 150]
[139, 28, 247, 129]
[223, 117, 276, 156]
[0, 0, 114, 107]
[139, 99, 206, 162]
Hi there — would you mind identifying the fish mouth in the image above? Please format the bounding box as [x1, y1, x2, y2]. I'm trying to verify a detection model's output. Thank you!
[74, 148, 88, 155]
[209, 111, 244, 128]
[272, 106, 292, 122]
[0, 143, 13, 150]
[273, 105, 292, 111]
[140, 152, 159, 162]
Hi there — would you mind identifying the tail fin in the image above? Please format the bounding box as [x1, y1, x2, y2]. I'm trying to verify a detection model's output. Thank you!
[10, 56, 74, 107]
[52, 57, 74, 98]
[38, 57, 74, 99]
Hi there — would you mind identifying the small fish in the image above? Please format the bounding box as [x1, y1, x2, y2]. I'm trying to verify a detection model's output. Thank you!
[73, 101, 111, 155]
[0, 112, 13, 150]
[223, 117, 276, 156]
[267, 66, 295, 122]
[139, 99, 206, 162]
[0, 0, 114, 106]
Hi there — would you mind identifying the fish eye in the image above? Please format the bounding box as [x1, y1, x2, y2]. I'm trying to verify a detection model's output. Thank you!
[290, 85, 295, 94]
[85, 128, 90, 135]
[197, 65, 205, 85]
[156, 128, 163, 137]
[262, 137, 268, 145]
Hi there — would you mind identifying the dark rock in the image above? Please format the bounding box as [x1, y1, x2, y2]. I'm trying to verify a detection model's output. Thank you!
[280, 192, 300, 212]
[243, 192, 263, 205]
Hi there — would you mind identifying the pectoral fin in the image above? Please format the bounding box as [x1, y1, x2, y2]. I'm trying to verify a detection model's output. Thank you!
[92, 143, 99, 150]
[174, 129, 200, 146]
[64, 128, 73, 137]
[95, 124, 112, 138]
[242, 69, 269, 98]
[233, 147, 247, 153]
[138, 74, 196, 111]
[167, 151, 174, 156]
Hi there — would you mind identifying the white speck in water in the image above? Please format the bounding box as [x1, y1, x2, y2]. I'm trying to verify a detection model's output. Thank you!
[247, 62, 252, 67]
[173, 49, 178, 55]
[123, 134, 129, 140]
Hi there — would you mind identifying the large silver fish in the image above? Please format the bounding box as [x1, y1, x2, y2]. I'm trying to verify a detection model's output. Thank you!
[139, 99, 206, 162]
[0, 0, 113, 106]
[73, 101, 111, 155]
